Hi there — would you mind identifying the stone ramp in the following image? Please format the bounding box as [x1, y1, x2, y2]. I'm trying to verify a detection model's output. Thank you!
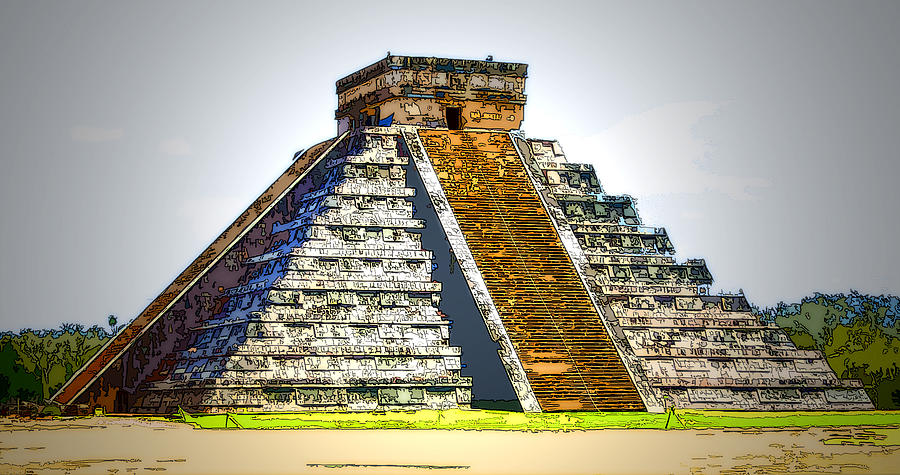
[419, 130, 644, 411]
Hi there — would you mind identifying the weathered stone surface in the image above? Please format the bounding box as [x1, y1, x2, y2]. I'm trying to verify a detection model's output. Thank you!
[518, 136, 872, 411]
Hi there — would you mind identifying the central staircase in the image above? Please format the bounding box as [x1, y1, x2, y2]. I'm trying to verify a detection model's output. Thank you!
[420, 130, 645, 411]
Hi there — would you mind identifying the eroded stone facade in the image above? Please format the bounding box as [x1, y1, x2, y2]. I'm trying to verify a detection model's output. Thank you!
[134, 130, 471, 412]
[517, 137, 872, 410]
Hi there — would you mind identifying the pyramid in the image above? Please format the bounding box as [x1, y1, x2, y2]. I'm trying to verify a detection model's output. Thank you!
[53, 55, 872, 413]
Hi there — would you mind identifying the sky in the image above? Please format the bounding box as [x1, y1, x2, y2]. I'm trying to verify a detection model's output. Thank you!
[1, 1, 899, 331]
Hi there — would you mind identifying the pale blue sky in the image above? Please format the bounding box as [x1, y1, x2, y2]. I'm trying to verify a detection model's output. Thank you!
[2, 1, 899, 330]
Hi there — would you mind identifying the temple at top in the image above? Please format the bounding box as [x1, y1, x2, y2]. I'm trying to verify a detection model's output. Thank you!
[52, 55, 872, 414]
[335, 56, 527, 132]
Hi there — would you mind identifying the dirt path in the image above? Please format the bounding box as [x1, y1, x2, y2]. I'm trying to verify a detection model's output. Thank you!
[1, 417, 898, 474]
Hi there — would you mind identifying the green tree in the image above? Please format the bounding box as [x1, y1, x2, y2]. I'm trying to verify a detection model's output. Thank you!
[15, 330, 64, 400]
[0, 337, 41, 404]
[763, 292, 900, 409]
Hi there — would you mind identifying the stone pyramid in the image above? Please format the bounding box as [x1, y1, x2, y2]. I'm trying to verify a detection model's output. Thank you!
[53, 55, 872, 413]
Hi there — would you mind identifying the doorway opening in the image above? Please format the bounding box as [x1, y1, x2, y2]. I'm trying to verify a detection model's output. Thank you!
[114, 389, 129, 413]
[446, 107, 462, 130]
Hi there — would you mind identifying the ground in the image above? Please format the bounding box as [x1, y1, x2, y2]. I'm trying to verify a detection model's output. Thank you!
[2, 416, 900, 474]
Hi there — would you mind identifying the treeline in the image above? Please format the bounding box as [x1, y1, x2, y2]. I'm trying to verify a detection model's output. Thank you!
[0, 323, 113, 408]
[2, 295, 899, 411]
[758, 291, 900, 409]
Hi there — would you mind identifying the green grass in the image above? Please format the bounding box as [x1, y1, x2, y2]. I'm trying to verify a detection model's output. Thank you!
[175, 407, 900, 431]
[673, 409, 900, 430]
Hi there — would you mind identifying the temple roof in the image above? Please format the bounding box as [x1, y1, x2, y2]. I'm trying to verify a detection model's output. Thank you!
[336, 55, 527, 94]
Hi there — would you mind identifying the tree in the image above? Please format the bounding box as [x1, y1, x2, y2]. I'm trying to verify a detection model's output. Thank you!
[57, 324, 107, 381]
[0, 337, 41, 404]
[13, 330, 63, 401]
[0, 324, 113, 404]
[763, 292, 900, 409]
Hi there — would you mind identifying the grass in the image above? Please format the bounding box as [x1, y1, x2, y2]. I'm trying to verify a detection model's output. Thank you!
[673, 409, 900, 430]
[175, 407, 900, 431]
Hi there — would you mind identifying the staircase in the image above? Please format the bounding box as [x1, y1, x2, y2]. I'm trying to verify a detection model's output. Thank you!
[419, 130, 644, 411]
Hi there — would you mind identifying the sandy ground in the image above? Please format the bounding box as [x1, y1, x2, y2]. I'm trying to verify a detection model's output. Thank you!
[0, 417, 898, 475]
